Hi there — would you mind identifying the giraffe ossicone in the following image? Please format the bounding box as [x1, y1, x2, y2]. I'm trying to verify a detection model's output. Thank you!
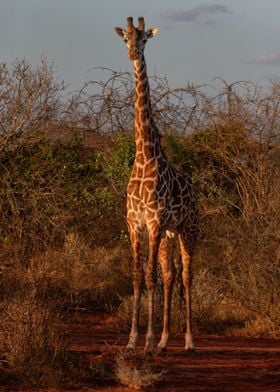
[115, 17, 199, 353]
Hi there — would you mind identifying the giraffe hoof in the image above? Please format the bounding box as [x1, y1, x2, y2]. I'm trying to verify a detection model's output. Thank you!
[144, 349, 155, 357]
[126, 342, 136, 352]
[156, 346, 168, 356]
[185, 346, 195, 353]
[185, 335, 194, 352]
[144, 344, 156, 356]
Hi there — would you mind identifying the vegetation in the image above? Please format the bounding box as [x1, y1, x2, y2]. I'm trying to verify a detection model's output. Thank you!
[0, 59, 280, 387]
[115, 352, 163, 390]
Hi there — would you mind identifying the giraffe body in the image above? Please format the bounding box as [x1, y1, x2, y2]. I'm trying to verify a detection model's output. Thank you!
[115, 17, 198, 353]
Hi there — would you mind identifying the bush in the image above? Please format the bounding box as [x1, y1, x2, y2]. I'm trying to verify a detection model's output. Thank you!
[115, 352, 163, 390]
[0, 137, 123, 262]
[104, 132, 135, 193]
[0, 57, 65, 151]
[1, 287, 68, 386]
[28, 232, 132, 310]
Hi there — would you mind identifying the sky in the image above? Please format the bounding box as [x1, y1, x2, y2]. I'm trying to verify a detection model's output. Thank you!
[1, 0, 280, 92]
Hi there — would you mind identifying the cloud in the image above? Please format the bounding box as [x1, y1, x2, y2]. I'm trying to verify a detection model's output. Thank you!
[254, 52, 280, 66]
[164, 4, 229, 22]
[203, 19, 217, 26]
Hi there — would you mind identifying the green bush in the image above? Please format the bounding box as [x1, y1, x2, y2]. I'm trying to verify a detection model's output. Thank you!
[0, 137, 121, 261]
[104, 133, 135, 191]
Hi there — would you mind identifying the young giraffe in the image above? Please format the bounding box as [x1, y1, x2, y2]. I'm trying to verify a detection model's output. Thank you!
[115, 17, 199, 353]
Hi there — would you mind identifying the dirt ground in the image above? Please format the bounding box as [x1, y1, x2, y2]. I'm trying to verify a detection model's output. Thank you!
[1, 313, 280, 392]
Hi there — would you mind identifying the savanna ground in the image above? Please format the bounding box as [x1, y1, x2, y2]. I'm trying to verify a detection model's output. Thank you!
[0, 59, 280, 390]
[1, 313, 280, 391]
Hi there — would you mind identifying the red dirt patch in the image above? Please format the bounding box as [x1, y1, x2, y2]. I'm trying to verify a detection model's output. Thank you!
[2, 313, 280, 391]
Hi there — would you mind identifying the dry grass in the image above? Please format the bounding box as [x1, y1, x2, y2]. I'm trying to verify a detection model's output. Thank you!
[115, 353, 163, 390]
[27, 232, 132, 310]
[179, 267, 226, 333]
[1, 287, 68, 386]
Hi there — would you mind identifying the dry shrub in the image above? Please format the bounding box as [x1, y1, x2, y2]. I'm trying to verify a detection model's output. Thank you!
[115, 352, 163, 390]
[225, 242, 280, 337]
[187, 268, 224, 332]
[0, 264, 26, 300]
[0, 57, 65, 151]
[28, 232, 132, 309]
[117, 292, 152, 332]
[1, 288, 69, 386]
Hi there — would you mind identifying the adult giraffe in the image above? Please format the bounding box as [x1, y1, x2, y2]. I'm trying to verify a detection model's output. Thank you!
[115, 17, 199, 353]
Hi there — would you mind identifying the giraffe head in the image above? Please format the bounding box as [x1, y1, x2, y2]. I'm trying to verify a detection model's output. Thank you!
[115, 17, 158, 61]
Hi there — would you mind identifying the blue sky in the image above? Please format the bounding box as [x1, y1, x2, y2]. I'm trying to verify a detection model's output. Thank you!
[1, 0, 280, 91]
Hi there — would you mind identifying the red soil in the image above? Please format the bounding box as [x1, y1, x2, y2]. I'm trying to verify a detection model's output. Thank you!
[1, 313, 280, 392]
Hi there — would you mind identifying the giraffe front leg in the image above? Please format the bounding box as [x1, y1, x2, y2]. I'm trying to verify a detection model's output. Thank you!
[157, 236, 175, 352]
[144, 226, 160, 354]
[127, 226, 143, 351]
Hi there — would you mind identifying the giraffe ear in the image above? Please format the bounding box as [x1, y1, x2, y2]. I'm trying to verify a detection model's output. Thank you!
[115, 27, 126, 38]
[146, 27, 158, 39]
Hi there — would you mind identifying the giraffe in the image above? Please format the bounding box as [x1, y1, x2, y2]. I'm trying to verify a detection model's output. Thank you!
[115, 17, 199, 353]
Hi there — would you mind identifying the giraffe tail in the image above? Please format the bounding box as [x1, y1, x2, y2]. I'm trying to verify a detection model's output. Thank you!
[176, 254, 185, 305]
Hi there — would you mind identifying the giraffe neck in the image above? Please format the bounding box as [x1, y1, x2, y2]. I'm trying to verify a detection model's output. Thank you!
[133, 55, 161, 163]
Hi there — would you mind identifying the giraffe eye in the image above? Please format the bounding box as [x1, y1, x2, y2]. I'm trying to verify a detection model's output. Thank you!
[124, 38, 128, 43]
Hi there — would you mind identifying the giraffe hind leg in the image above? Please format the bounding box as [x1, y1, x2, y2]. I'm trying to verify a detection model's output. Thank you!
[178, 232, 195, 351]
[157, 235, 175, 352]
